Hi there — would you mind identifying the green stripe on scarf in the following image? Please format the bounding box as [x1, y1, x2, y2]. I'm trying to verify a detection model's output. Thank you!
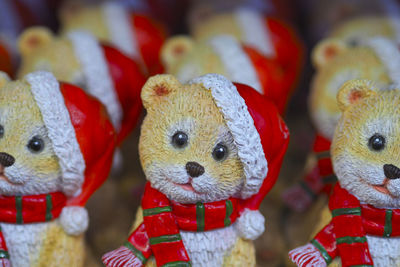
[149, 234, 182, 245]
[224, 200, 233, 226]
[316, 151, 330, 160]
[196, 202, 205, 231]
[383, 209, 393, 237]
[336, 236, 367, 244]
[332, 207, 361, 217]
[162, 261, 191, 267]
[124, 241, 147, 264]
[299, 181, 317, 199]
[322, 174, 337, 184]
[311, 239, 332, 264]
[15, 196, 23, 224]
[143, 206, 173, 216]
[45, 194, 53, 221]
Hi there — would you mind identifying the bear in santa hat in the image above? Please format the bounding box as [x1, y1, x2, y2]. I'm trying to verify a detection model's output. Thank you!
[103, 73, 290, 266]
[162, 34, 297, 114]
[17, 28, 146, 148]
[0, 71, 116, 266]
[59, 0, 167, 75]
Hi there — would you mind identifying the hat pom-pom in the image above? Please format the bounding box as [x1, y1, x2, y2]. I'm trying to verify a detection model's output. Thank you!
[235, 209, 265, 240]
[59, 206, 89, 236]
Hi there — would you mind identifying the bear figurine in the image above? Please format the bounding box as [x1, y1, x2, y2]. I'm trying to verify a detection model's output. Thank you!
[0, 71, 116, 266]
[290, 79, 400, 266]
[59, 1, 167, 75]
[102, 73, 290, 266]
[283, 37, 400, 212]
[17, 27, 146, 147]
[161, 34, 295, 114]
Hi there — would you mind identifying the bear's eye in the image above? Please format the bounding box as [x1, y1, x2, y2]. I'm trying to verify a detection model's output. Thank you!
[172, 131, 188, 149]
[368, 134, 385, 151]
[212, 143, 228, 161]
[0, 125, 4, 138]
[27, 136, 45, 153]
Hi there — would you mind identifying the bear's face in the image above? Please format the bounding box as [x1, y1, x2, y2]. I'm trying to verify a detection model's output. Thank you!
[332, 80, 400, 208]
[161, 36, 226, 84]
[139, 75, 245, 204]
[17, 27, 83, 85]
[59, 1, 109, 41]
[0, 75, 61, 196]
[310, 39, 391, 140]
[330, 16, 400, 45]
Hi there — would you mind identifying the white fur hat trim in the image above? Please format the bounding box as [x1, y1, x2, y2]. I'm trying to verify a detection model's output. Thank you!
[189, 74, 268, 199]
[208, 35, 263, 94]
[68, 30, 123, 130]
[25, 71, 85, 196]
[235, 8, 275, 57]
[364, 37, 400, 87]
[102, 2, 142, 63]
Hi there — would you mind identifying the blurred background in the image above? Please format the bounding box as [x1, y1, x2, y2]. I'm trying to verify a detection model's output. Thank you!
[2, 0, 400, 266]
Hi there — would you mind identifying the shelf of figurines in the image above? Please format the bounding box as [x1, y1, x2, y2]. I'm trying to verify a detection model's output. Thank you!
[0, 0, 400, 266]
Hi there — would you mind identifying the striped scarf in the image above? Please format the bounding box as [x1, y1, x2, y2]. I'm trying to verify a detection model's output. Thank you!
[308, 184, 400, 266]
[300, 134, 336, 199]
[0, 192, 67, 260]
[107, 182, 241, 266]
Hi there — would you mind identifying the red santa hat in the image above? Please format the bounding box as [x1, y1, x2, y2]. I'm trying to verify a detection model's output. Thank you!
[25, 71, 117, 235]
[189, 74, 289, 239]
[206, 35, 293, 114]
[67, 31, 146, 145]
[102, 2, 167, 75]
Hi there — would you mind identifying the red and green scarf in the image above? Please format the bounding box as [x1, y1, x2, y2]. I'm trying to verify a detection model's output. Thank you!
[104, 182, 241, 267]
[308, 184, 400, 266]
[0, 192, 67, 260]
[299, 134, 336, 199]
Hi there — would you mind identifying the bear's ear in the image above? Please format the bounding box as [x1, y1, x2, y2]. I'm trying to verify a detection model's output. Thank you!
[312, 38, 348, 69]
[18, 27, 54, 57]
[337, 79, 377, 111]
[161, 36, 194, 70]
[141, 74, 182, 109]
[0, 72, 10, 88]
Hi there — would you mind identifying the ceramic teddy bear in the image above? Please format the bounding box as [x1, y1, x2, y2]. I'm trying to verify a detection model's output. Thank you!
[161, 34, 295, 114]
[17, 27, 146, 148]
[290, 79, 400, 266]
[187, 7, 304, 96]
[283, 37, 400, 212]
[0, 71, 116, 266]
[328, 16, 400, 45]
[59, 1, 167, 75]
[102, 73, 290, 266]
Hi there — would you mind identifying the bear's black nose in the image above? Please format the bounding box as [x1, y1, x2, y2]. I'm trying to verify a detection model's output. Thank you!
[0, 152, 14, 167]
[384, 164, 400, 180]
[185, 162, 205, 178]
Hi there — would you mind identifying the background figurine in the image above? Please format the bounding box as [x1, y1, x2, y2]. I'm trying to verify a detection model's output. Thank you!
[17, 27, 146, 150]
[102, 73, 289, 266]
[290, 79, 400, 266]
[0, 71, 116, 266]
[59, 1, 167, 75]
[283, 37, 400, 212]
[161, 34, 293, 114]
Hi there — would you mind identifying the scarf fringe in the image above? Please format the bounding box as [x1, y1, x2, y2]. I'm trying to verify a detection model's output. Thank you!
[289, 243, 327, 267]
[0, 259, 10, 267]
[102, 246, 142, 267]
